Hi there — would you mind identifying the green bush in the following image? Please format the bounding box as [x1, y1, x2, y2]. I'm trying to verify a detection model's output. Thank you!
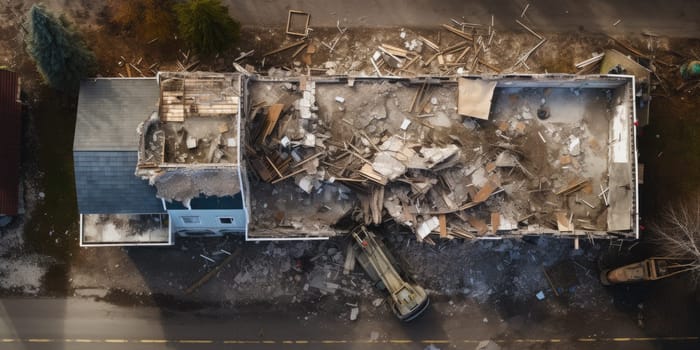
[175, 0, 240, 56]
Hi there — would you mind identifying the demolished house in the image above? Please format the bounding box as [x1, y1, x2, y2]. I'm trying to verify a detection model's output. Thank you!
[73, 72, 640, 246]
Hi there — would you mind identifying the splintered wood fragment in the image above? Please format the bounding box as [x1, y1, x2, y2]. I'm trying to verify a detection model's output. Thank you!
[542, 266, 560, 297]
[271, 168, 306, 184]
[359, 163, 388, 185]
[580, 198, 596, 209]
[402, 55, 420, 71]
[473, 180, 497, 203]
[381, 44, 409, 57]
[441, 24, 473, 41]
[606, 35, 647, 59]
[418, 35, 440, 52]
[537, 131, 547, 143]
[520, 3, 530, 18]
[439, 214, 447, 238]
[456, 46, 471, 63]
[478, 58, 501, 73]
[263, 40, 306, 57]
[258, 103, 284, 143]
[424, 52, 440, 66]
[491, 212, 500, 233]
[265, 156, 284, 178]
[556, 178, 589, 196]
[575, 54, 605, 69]
[556, 212, 574, 232]
[467, 217, 488, 235]
[410, 83, 425, 113]
[370, 57, 382, 76]
[129, 63, 144, 76]
[450, 226, 475, 239]
[292, 151, 325, 168]
[516, 19, 543, 40]
[291, 42, 309, 58]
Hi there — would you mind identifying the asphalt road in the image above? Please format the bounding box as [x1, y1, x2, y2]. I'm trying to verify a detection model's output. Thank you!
[227, 0, 700, 37]
[1, 298, 698, 350]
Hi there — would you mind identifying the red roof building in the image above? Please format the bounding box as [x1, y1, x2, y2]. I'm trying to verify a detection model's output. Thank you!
[0, 69, 21, 216]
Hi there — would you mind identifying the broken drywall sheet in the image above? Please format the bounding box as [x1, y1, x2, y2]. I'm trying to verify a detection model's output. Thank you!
[457, 78, 497, 120]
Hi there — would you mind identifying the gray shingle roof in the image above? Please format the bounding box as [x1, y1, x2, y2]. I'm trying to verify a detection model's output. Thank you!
[74, 78, 159, 151]
[74, 151, 165, 214]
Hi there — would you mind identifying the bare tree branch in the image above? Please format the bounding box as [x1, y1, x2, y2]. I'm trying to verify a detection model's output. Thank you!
[649, 193, 700, 272]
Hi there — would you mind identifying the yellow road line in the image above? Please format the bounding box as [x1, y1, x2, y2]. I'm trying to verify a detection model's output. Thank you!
[139, 339, 168, 343]
[420, 340, 450, 344]
[613, 337, 632, 341]
[178, 339, 214, 344]
[223, 340, 261, 344]
[104, 339, 129, 343]
[5, 336, 700, 345]
[74, 339, 98, 343]
[27, 339, 51, 343]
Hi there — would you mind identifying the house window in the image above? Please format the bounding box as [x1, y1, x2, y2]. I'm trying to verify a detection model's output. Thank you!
[219, 217, 234, 224]
[181, 216, 200, 224]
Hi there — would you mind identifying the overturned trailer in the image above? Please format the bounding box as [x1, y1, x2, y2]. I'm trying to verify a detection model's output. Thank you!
[73, 72, 640, 246]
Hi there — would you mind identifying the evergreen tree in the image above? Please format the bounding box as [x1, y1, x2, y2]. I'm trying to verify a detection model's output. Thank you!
[175, 0, 240, 56]
[24, 4, 96, 91]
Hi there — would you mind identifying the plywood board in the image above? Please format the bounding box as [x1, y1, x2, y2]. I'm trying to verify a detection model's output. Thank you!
[457, 78, 497, 120]
[473, 180, 497, 203]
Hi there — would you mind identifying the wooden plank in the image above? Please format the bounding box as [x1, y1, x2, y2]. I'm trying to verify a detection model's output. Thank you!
[258, 104, 284, 143]
[473, 180, 497, 203]
[491, 212, 500, 233]
[439, 214, 447, 238]
[556, 178, 589, 196]
[441, 24, 473, 41]
[381, 44, 409, 57]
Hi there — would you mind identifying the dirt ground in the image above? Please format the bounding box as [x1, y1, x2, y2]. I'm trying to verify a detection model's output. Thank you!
[1, 0, 700, 338]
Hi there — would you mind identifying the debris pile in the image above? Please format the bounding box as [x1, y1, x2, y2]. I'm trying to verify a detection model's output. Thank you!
[245, 73, 637, 240]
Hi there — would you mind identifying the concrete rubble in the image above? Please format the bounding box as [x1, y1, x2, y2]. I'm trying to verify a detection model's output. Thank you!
[245, 73, 639, 241]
